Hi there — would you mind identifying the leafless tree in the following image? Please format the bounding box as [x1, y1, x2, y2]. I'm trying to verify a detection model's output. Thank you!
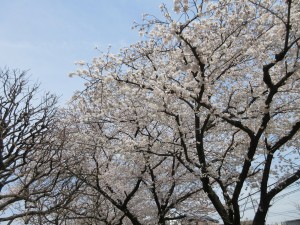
[0, 68, 80, 224]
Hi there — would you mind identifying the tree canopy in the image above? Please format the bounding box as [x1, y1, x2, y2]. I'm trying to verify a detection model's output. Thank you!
[68, 0, 300, 224]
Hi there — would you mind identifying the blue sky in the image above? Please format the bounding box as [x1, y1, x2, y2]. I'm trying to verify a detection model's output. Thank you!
[0, 0, 164, 102]
[0, 1, 299, 224]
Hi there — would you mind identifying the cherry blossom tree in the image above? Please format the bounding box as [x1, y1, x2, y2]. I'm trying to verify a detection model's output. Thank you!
[69, 0, 300, 224]
[60, 101, 211, 225]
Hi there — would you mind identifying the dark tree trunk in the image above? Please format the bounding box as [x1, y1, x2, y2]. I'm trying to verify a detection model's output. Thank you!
[252, 200, 270, 225]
